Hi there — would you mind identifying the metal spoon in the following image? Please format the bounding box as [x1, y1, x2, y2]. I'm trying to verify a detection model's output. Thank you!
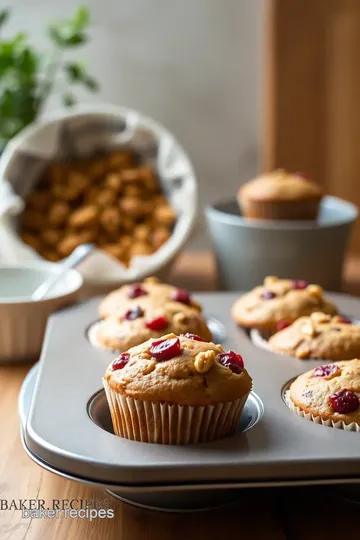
[32, 243, 95, 301]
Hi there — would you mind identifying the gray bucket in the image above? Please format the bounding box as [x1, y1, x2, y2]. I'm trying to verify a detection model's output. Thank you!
[205, 196, 358, 291]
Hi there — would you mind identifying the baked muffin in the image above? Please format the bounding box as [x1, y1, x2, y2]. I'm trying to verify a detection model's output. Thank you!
[287, 359, 360, 431]
[103, 333, 252, 444]
[94, 302, 212, 351]
[99, 277, 202, 319]
[232, 275, 337, 334]
[237, 169, 322, 220]
[269, 313, 359, 360]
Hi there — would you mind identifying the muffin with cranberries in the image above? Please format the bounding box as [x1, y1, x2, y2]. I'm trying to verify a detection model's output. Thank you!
[269, 313, 360, 360]
[287, 359, 360, 430]
[232, 275, 337, 336]
[99, 277, 202, 319]
[103, 333, 252, 444]
[93, 277, 212, 351]
[237, 169, 322, 220]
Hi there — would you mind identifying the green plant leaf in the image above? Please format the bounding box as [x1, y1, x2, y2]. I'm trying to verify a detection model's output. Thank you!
[65, 62, 99, 91]
[0, 8, 10, 30]
[72, 6, 89, 30]
[62, 92, 77, 107]
[82, 74, 99, 91]
[48, 24, 87, 47]
[16, 48, 38, 77]
[65, 61, 83, 81]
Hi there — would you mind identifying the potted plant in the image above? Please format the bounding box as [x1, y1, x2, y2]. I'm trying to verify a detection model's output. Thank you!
[0, 5, 99, 150]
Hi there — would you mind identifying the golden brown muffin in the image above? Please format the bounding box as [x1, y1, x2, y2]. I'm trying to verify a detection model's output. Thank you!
[103, 333, 252, 443]
[99, 277, 202, 319]
[237, 169, 322, 220]
[232, 276, 337, 332]
[94, 302, 212, 351]
[289, 359, 360, 427]
[269, 313, 360, 360]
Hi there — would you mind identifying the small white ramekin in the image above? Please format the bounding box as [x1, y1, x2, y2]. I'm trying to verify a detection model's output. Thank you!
[0, 262, 83, 363]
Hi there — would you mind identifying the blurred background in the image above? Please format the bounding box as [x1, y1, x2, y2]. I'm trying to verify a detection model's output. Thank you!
[3, 0, 264, 248]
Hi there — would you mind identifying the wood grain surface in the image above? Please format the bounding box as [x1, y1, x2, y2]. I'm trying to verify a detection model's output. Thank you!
[264, 0, 360, 254]
[1, 251, 360, 539]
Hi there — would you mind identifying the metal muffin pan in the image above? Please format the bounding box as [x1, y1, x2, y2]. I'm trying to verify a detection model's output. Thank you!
[22, 292, 360, 491]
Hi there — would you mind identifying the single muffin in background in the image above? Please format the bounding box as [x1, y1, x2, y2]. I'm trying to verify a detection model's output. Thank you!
[237, 169, 323, 220]
[232, 275, 337, 335]
[287, 359, 360, 431]
[92, 277, 212, 351]
[269, 313, 360, 360]
[103, 333, 252, 444]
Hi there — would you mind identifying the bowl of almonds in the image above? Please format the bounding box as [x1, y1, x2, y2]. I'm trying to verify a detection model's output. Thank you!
[0, 104, 197, 292]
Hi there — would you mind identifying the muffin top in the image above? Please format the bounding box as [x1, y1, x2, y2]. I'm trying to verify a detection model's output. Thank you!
[231, 276, 337, 330]
[99, 277, 202, 319]
[95, 302, 212, 352]
[104, 333, 252, 405]
[289, 359, 360, 424]
[269, 313, 360, 360]
[238, 169, 322, 202]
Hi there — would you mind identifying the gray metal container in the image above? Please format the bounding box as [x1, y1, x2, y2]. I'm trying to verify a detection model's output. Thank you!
[205, 195, 358, 291]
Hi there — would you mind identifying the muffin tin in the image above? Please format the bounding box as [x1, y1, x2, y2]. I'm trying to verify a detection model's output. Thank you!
[19, 292, 360, 510]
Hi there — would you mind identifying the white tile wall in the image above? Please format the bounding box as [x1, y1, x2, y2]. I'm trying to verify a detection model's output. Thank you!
[3, 0, 264, 247]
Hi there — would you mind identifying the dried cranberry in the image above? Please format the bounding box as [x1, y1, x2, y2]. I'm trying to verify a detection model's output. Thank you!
[312, 364, 340, 378]
[261, 290, 276, 300]
[218, 351, 244, 374]
[182, 333, 206, 342]
[292, 280, 308, 290]
[128, 284, 147, 299]
[112, 352, 130, 371]
[277, 320, 291, 331]
[171, 288, 191, 305]
[338, 316, 352, 324]
[124, 306, 144, 320]
[150, 337, 181, 361]
[329, 389, 359, 414]
[294, 172, 307, 180]
[146, 315, 169, 331]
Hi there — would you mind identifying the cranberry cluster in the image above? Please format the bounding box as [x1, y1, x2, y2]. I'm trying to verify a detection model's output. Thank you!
[277, 320, 291, 331]
[112, 352, 130, 371]
[312, 364, 340, 379]
[128, 284, 148, 299]
[329, 389, 359, 414]
[171, 288, 192, 305]
[217, 351, 244, 374]
[124, 306, 144, 320]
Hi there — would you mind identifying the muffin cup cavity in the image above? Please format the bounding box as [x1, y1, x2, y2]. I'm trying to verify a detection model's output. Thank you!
[103, 379, 250, 444]
[249, 329, 273, 351]
[284, 390, 360, 433]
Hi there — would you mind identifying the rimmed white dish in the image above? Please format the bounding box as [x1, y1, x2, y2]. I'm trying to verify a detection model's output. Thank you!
[0, 262, 83, 363]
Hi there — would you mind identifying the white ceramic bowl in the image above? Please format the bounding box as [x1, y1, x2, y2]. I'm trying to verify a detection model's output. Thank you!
[0, 263, 83, 363]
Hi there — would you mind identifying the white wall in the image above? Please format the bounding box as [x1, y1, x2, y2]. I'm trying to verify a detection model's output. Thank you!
[2, 0, 264, 247]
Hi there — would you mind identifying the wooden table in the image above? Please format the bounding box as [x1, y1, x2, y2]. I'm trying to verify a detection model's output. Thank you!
[1, 252, 360, 540]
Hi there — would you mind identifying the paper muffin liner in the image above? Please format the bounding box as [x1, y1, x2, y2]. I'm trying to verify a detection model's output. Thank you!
[284, 390, 360, 432]
[103, 379, 250, 444]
